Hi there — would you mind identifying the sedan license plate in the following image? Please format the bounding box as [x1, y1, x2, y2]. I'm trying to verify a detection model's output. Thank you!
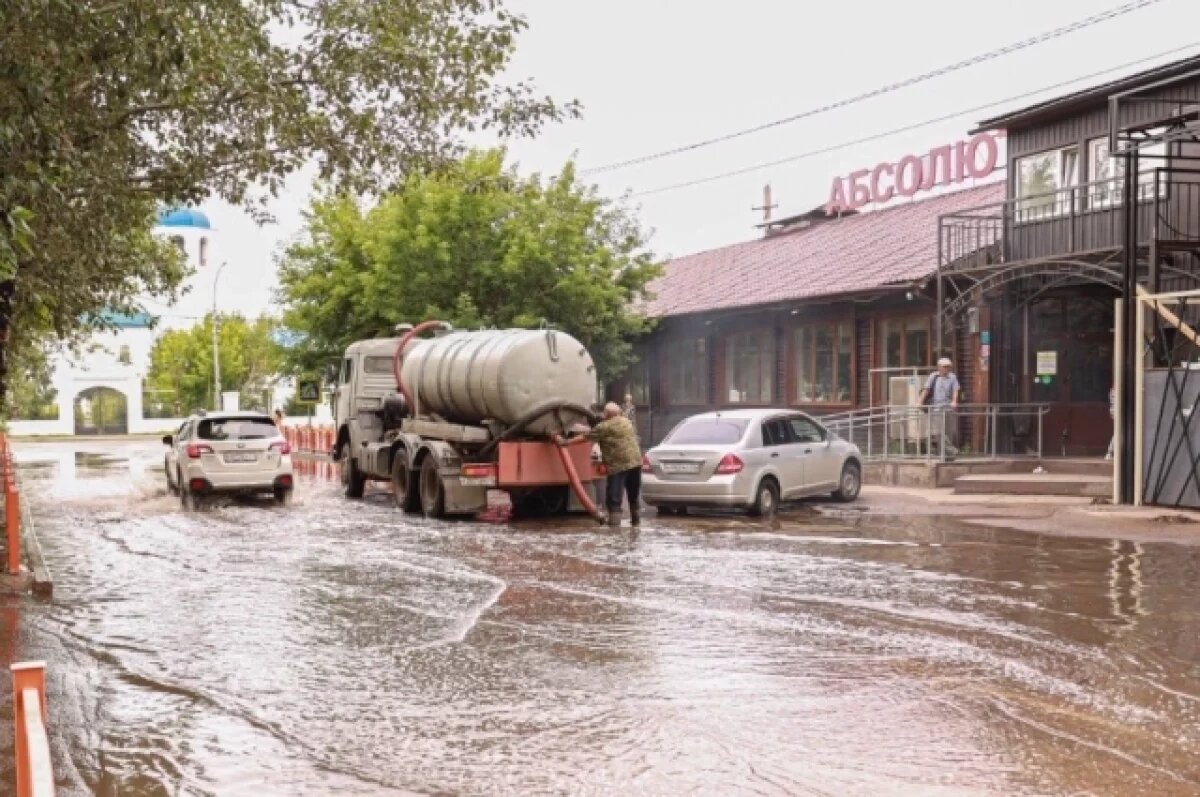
[660, 461, 701, 475]
[223, 452, 258, 464]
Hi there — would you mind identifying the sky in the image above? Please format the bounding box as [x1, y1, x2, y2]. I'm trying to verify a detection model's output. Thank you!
[202, 0, 1198, 320]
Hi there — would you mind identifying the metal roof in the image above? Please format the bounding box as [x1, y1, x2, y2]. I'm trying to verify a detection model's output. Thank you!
[642, 182, 1004, 320]
[973, 53, 1200, 133]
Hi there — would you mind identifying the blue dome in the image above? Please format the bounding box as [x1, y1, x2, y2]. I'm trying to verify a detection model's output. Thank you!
[157, 206, 212, 229]
[97, 309, 154, 329]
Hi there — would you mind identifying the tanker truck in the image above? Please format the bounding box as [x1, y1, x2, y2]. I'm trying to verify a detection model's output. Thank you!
[332, 320, 606, 520]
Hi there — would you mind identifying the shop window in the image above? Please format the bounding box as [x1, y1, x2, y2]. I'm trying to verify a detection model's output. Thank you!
[1088, 135, 1167, 209]
[792, 322, 852, 404]
[724, 330, 774, 405]
[879, 316, 930, 371]
[665, 337, 708, 405]
[1015, 147, 1079, 221]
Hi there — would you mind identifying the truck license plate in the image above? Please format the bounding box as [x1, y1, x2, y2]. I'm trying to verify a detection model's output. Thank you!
[223, 452, 258, 464]
[661, 461, 700, 474]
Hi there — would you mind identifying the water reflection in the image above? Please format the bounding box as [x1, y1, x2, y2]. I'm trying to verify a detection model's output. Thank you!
[7, 441, 1200, 796]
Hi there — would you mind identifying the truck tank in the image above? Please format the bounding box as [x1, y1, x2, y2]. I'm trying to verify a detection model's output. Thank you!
[398, 328, 597, 434]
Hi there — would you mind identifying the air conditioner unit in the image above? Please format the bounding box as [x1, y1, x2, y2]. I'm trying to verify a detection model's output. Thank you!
[888, 375, 928, 442]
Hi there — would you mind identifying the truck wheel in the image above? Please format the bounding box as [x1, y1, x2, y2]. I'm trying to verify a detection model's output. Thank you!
[419, 455, 446, 518]
[391, 454, 421, 513]
[341, 453, 366, 499]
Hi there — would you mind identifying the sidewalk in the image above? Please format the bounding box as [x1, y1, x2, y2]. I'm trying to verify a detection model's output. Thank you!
[850, 485, 1200, 546]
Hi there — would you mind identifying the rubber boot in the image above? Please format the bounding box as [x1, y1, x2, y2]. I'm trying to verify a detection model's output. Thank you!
[607, 510, 621, 528]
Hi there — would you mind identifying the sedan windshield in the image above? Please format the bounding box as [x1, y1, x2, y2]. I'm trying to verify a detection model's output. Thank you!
[196, 418, 279, 441]
[663, 418, 749, 445]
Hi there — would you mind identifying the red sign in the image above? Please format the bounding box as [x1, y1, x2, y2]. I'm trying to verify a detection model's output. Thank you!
[825, 131, 1003, 215]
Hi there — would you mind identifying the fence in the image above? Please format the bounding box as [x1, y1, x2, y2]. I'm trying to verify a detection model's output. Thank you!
[12, 661, 54, 797]
[282, 424, 336, 456]
[2, 433, 21, 576]
[821, 403, 1051, 463]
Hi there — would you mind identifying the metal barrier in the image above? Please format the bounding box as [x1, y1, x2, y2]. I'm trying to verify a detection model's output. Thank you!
[12, 661, 54, 797]
[2, 434, 20, 575]
[821, 403, 1051, 463]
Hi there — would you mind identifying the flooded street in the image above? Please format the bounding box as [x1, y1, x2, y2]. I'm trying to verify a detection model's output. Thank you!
[3, 439, 1200, 796]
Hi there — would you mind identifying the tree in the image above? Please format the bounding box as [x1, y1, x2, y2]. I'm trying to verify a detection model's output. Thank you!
[145, 315, 284, 413]
[277, 150, 660, 383]
[0, 1, 574, 409]
[6, 344, 58, 421]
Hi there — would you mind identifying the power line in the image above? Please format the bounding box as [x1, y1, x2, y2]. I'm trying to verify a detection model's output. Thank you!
[628, 41, 1200, 199]
[582, 0, 1169, 176]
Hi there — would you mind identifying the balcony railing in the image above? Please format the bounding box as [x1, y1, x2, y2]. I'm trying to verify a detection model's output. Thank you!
[940, 169, 1200, 274]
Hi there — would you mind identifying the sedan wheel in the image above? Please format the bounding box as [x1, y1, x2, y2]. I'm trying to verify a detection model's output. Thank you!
[749, 479, 779, 517]
[832, 461, 862, 502]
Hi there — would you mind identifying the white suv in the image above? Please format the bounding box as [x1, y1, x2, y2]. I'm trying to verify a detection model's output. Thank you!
[163, 411, 295, 508]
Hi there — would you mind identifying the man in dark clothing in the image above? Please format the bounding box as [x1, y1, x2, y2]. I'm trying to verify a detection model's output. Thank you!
[560, 402, 642, 527]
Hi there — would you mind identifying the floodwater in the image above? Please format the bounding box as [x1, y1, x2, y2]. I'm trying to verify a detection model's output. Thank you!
[2, 440, 1199, 796]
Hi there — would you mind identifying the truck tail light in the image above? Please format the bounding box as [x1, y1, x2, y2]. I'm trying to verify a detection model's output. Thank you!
[186, 443, 214, 459]
[461, 463, 497, 479]
[715, 453, 744, 474]
[641, 455, 652, 473]
[270, 441, 292, 455]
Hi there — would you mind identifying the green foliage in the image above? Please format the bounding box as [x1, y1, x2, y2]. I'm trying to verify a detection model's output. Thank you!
[6, 343, 59, 421]
[0, 0, 573, 405]
[277, 150, 660, 382]
[146, 315, 283, 413]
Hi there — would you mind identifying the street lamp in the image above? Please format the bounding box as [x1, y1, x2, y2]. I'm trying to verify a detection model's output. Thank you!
[212, 260, 228, 410]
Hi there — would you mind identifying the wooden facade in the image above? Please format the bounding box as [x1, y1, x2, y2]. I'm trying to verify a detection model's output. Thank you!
[618, 295, 945, 447]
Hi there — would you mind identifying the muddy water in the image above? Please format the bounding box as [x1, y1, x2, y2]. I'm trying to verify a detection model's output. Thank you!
[3, 440, 1199, 796]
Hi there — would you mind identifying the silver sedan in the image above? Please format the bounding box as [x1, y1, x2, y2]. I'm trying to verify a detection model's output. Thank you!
[641, 409, 862, 516]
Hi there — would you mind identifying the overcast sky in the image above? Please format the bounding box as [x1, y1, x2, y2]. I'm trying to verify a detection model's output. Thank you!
[203, 0, 1197, 320]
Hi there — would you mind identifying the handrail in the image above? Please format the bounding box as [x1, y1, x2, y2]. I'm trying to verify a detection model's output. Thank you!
[820, 402, 1051, 463]
[12, 661, 54, 797]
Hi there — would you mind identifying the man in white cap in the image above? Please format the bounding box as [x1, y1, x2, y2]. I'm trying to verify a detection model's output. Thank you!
[919, 357, 961, 456]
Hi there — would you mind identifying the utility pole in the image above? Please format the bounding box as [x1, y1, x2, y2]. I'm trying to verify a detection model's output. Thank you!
[752, 184, 777, 225]
[212, 261, 228, 411]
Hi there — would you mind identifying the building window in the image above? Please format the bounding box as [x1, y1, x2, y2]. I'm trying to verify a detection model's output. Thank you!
[1088, 136, 1167, 209]
[1015, 147, 1078, 221]
[169, 235, 185, 254]
[626, 360, 650, 406]
[724, 330, 774, 404]
[199, 237, 209, 267]
[879, 316, 930, 371]
[793, 322, 853, 404]
[665, 337, 707, 405]
[118, 345, 131, 365]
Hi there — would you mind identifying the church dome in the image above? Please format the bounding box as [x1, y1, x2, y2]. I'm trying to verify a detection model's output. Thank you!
[156, 206, 212, 229]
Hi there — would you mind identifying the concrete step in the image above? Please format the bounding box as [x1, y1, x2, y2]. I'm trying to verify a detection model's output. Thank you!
[953, 473, 1112, 498]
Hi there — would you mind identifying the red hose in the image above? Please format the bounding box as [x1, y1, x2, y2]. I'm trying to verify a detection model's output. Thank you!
[554, 439, 603, 521]
[393, 320, 450, 413]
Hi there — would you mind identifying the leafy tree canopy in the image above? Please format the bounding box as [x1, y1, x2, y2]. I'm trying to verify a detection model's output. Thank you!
[145, 315, 283, 413]
[276, 150, 660, 383]
[0, 0, 573, 405]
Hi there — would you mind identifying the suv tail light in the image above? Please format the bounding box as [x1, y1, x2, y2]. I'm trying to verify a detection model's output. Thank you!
[714, 453, 744, 474]
[186, 443, 214, 459]
[641, 454, 652, 473]
[270, 441, 292, 455]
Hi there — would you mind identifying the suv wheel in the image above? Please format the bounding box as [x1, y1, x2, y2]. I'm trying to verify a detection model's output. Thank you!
[832, 461, 862, 502]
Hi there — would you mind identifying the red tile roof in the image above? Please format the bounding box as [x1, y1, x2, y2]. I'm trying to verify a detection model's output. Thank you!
[644, 182, 1005, 318]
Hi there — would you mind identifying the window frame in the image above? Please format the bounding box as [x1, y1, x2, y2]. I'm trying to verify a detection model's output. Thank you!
[877, 314, 932, 372]
[1014, 145, 1080, 221]
[790, 320, 854, 406]
[663, 336, 709, 406]
[723, 328, 775, 406]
